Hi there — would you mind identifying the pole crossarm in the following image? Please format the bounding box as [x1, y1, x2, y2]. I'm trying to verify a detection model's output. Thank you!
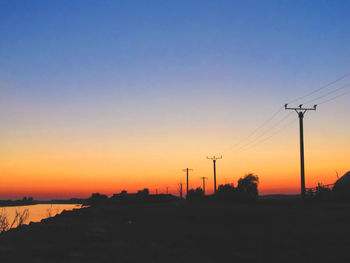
[284, 104, 317, 112]
[206, 155, 222, 161]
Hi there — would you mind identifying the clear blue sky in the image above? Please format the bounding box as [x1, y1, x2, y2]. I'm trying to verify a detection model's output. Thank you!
[2, 0, 350, 101]
[1, 0, 350, 198]
[2, 0, 349, 135]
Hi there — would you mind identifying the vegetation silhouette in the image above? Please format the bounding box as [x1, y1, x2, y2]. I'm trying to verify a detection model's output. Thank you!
[0, 197, 35, 207]
[86, 173, 260, 205]
[89, 188, 177, 206]
[137, 188, 150, 197]
[87, 193, 108, 206]
[237, 173, 259, 201]
[306, 183, 333, 201]
[186, 187, 204, 200]
[304, 171, 350, 202]
[0, 208, 29, 233]
[215, 173, 259, 202]
[216, 183, 236, 201]
[3, 172, 350, 263]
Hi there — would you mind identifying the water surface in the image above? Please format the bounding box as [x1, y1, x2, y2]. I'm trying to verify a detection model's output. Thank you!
[1, 204, 81, 228]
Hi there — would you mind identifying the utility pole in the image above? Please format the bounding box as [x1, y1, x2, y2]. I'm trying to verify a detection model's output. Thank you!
[206, 156, 222, 194]
[200, 177, 208, 195]
[166, 187, 168, 195]
[285, 104, 317, 200]
[182, 168, 193, 196]
[178, 183, 183, 199]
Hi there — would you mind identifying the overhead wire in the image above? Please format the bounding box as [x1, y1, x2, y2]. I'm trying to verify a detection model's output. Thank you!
[234, 111, 293, 152]
[243, 80, 350, 152]
[318, 89, 350, 105]
[220, 106, 284, 154]
[287, 71, 350, 105]
[238, 116, 298, 153]
[219, 71, 350, 155]
[302, 82, 350, 105]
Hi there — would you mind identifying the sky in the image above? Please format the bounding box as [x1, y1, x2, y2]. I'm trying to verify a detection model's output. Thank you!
[1, 0, 350, 200]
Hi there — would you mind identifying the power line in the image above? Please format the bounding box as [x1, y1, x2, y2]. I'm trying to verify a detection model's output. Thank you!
[220, 71, 350, 156]
[221, 106, 284, 153]
[242, 81, 350, 153]
[302, 83, 350, 104]
[287, 71, 350, 104]
[241, 83, 349, 151]
[238, 116, 297, 153]
[317, 89, 350, 105]
[234, 112, 293, 152]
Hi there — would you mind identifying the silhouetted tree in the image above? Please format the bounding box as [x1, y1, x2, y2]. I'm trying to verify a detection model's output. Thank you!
[21, 196, 34, 204]
[306, 183, 333, 201]
[237, 173, 259, 201]
[216, 184, 237, 200]
[315, 184, 332, 201]
[186, 187, 204, 200]
[137, 188, 149, 198]
[87, 193, 108, 205]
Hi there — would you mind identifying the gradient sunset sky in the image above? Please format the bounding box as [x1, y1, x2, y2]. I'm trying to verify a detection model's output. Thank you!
[1, 0, 350, 200]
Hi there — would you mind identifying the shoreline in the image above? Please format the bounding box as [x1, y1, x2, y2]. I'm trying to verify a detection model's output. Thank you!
[0, 200, 85, 208]
[1, 201, 350, 262]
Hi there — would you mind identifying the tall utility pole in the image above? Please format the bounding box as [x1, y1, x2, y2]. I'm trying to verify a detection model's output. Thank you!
[200, 177, 208, 195]
[285, 104, 317, 200]
[206, 156, 222, 194]
[182, 168, 193, 196]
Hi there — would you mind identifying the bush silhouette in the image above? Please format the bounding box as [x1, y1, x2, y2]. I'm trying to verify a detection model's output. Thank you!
[186, 187, 204, 200]
[237, 173, 259, 201]
[216, 184, 237, 200]
[87, 193, 108, 205]
[306, 183, 333, 201]
[137, 188, 149, 197]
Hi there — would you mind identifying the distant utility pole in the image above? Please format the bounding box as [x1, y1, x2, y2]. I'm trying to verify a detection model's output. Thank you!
[200, 177, 208, 195]
[206, 156, 222, 194]
[166, 187, 168, 195]
[178, 183, 183, 199]
[182, 168, 193, 196]
[285, 104, 317, 200]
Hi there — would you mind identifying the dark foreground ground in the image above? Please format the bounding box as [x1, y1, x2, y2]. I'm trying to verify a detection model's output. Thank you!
[1, 200, 350, 263]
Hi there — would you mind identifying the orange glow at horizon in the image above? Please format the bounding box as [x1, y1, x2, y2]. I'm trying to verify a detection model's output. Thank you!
[0, 136, 347, 199]
[0, 107, 350, 199]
